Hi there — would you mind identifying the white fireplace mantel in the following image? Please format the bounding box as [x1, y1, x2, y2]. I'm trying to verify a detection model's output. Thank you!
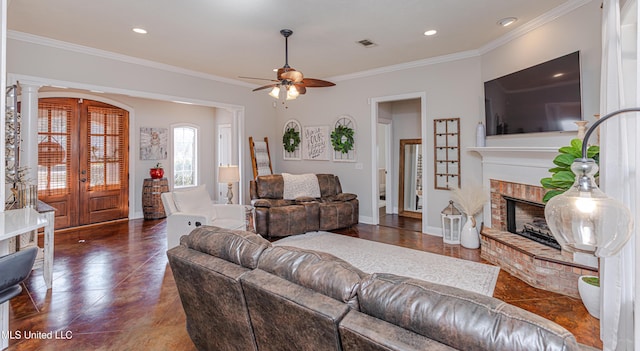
[469, 146, 598, 270]
[468, 147, 558, 169]
[468, 146, 558, 227]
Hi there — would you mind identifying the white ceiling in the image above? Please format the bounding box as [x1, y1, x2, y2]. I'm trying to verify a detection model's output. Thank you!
[7, 0, 575, 85]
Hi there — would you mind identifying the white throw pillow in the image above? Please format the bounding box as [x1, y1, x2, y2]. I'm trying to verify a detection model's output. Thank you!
[172, 185, 213, 217]
[282, 173, 321, 200]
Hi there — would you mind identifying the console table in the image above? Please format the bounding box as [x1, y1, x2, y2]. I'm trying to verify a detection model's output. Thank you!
[0, 206, 54, 350]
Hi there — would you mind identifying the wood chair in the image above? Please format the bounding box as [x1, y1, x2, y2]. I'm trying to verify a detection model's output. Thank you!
[249, 137, 273, 179]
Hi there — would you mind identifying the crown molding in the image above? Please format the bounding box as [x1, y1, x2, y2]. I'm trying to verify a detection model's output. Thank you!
[7, 30, 257, 89]
[328, 50, 481, 82]
[8, 0, 593, 85]
[330, 0, 593, 82]
[479, 0, 593, 55]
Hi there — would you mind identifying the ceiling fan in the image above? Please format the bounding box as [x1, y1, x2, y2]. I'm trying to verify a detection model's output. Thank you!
[241, 29, 335, 100]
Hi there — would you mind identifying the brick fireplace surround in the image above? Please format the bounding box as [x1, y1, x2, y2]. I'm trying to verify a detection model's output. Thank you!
[481, 179, 598, 298]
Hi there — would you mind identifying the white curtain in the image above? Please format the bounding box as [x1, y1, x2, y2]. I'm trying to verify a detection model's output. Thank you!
[600, 0, 639, 350]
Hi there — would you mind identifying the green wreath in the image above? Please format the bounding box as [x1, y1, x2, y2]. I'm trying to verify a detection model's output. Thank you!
[282, 127, 301, 152]
[331, 125, 355, 154]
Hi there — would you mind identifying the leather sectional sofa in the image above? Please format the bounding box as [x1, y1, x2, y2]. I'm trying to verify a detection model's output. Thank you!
[167, 226, 596, 351]
[249, 174, 358, 238]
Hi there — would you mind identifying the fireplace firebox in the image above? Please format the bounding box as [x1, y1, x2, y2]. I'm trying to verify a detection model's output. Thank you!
[503, 196, 560, 250]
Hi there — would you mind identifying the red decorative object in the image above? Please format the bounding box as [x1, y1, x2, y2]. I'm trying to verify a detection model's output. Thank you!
[149, 168, 164, 179]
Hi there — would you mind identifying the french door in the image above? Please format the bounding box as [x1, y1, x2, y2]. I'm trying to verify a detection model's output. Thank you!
[38, 98, 129, 229]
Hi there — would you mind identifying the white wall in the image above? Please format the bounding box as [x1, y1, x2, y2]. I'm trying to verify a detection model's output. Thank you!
[0, 1, 6, 207]
[268, 1, 601, 233]
[37, 89, 221, 218]
[7, 36, 278, 207]
[116, 96, 218, 217]
[274, 57, 483, 230]
[4, 0, 602, 230]
[481, 0, 602, 148]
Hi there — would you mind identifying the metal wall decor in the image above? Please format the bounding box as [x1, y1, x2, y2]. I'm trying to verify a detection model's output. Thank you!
[433, 118, 460, 190]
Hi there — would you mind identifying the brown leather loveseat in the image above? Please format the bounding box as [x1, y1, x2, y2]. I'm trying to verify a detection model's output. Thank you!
[167, 226, 596, 351]
[249, 173, 358, 238]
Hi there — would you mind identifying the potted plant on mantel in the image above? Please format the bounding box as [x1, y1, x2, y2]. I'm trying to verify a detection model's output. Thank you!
[540, 138, 599, 203]
[149, 162, 164, 179]
[540, 138, 600, 319]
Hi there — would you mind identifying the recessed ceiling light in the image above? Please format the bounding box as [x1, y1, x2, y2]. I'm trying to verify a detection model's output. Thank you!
[132, 27, 148, 34]
[423, 30, 437, 36]
[553, 73, 564, 78]
[497, 17, 517, 27]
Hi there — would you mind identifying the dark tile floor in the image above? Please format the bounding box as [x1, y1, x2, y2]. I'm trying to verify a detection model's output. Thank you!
[5, 218, 601, 350]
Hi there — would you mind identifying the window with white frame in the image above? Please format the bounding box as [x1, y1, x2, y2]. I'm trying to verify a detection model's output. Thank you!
[173, 125, 197, 188]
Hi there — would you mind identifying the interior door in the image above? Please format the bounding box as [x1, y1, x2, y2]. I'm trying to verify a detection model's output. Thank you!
[38, 98, 129, 229]
[217, 124, 232, 199]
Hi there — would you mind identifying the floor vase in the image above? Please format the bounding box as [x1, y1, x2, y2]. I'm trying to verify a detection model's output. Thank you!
[461, 216, 480, 249]
[578, 275, 600, 319]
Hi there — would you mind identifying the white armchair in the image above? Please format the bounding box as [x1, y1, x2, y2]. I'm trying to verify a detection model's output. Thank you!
[161, 185, 247, 249]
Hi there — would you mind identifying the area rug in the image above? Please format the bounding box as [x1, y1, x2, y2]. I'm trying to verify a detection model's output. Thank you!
[274, 231, 500, 296]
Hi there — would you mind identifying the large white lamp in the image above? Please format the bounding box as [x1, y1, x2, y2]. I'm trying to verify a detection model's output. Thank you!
[218, 165, 240, 204]
[544, 108, 639, 257]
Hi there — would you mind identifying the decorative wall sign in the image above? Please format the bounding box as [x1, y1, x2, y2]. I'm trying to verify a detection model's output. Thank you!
[332, 115, 356, 162]
[140, 127, 168, 160]
[282, 119, 302, 160]
[303, 125, 330, 160]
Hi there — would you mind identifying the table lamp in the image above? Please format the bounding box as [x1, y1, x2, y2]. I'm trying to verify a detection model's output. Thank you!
[218, 165, 240, 204]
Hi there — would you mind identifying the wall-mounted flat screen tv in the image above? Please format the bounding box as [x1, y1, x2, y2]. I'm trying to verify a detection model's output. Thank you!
[484, 51, 582, 136]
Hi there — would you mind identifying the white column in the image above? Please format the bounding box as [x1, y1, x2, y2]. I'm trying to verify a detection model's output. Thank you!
[19, 84, 41, 184]
[1, 0, 9, 348]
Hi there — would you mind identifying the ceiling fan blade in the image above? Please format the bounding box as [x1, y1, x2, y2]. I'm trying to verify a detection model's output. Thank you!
[294, 85, 307, 94]
[302, 78, 336, 87]
[281, 70, 304, 83]
[253, 84, 278, 92]
[239, 76, 279, 82]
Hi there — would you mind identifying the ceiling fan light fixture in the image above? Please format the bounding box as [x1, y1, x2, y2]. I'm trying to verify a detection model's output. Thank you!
[286, 85, 299, 100]
[249, 29, 335, 98]
[268, 86, 280, 98]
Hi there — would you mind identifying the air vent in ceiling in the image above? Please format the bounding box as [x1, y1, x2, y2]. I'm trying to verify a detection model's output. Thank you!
[357, 39, 377, 48]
